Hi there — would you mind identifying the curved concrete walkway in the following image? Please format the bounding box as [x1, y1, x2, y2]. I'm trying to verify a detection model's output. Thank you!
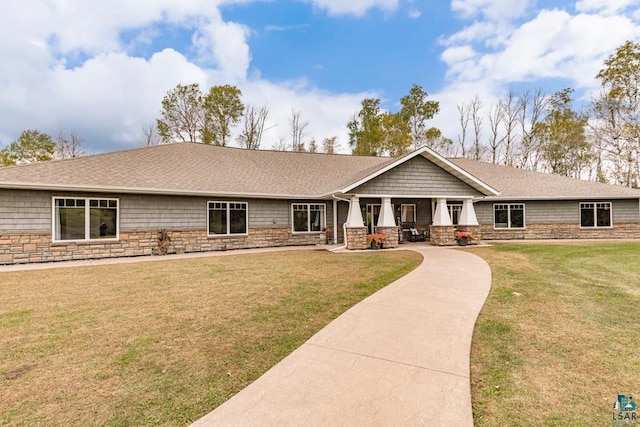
[192, 246, 492, 427]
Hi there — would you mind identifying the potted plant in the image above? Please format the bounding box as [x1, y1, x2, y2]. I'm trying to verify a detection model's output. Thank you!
[456, 230, 474, 246]
[366, 232, 387, 249]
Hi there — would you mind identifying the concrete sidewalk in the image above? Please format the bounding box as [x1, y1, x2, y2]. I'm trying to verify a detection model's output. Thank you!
[192, 246, 492, 427]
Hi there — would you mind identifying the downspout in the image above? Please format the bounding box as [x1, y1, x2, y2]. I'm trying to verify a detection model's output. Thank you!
[330, 194, 351, 251]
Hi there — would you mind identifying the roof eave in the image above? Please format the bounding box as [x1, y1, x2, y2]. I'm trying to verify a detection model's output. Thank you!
[479, 195, 640, 201]
[0, 182, 331, 200]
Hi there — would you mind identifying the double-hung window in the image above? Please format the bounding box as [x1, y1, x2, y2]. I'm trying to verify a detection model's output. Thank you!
[494, 203, 525, 229]
[208, 202, 248, 235]
[580, 202, 612, 228]
[53, 197, 119, 241]
[292, 203, 325, 233]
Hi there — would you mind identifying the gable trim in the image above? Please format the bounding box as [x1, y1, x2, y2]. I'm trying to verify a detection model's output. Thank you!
[336, 147, 501, 196]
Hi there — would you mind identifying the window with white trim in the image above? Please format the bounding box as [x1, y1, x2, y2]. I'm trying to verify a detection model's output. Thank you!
[494, 203, 525, 229]
[580, 202, 611, 228]
[401, 204, 416, 225]
[292, 203, 325, 233]
[447, 202, 463, 225]
[208, 201, 248, 235]
[53, 197, 119, 241]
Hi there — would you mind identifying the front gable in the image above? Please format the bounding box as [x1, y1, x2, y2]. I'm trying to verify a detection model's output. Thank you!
[349, 156, 484, 197]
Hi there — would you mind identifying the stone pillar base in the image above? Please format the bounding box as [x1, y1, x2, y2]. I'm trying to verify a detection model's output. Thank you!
[374, 226, 399, 248]
[429, 225, 455, 246]
[346, 227, 368, 250]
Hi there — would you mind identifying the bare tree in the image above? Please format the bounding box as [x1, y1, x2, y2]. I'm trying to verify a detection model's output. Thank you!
[499, 89, 522, 166]
[470, 96, 483, 160]
[272, 137, 288, 151]
[487, 103, 505, 164]
[322, 136, 338, 154]
[516, 88, 547, 170]
[55, 130, 85, 159]
[139, 123, 161, 147]
[457, 103, 471, 157]
[289, 109, 309, 152]
[237, 105, 271, 150]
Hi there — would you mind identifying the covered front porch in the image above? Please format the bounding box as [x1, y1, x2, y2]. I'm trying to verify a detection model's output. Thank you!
[339, 195, 482, 250]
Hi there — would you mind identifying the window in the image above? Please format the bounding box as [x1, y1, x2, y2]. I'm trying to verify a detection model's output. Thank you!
[447, 202, 463, 225]
[53, 197, 118, 241]
[580, 202, 611, 228]
[292, 203, 325, 233]
[494, 203, 525, 229]
[208, 202, 248, 235]
[401, 204, 416, 226]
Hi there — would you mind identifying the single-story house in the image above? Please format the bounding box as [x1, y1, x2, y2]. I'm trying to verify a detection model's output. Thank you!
[0, 142, 639, 264]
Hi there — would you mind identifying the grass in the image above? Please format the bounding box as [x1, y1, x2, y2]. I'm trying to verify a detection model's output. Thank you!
[0, 249, 422, 426]
[468, 242, 640, 426]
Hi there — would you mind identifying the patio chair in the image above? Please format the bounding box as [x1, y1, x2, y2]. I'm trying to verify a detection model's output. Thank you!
[408, 228, 426, 242]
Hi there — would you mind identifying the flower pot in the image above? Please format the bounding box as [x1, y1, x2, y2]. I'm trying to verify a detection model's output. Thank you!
[457, 237, 468, 246]
[370, 241, 379, 250]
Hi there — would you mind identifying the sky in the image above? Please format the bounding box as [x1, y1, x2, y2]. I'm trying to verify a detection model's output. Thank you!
[1, 0, 639, 155]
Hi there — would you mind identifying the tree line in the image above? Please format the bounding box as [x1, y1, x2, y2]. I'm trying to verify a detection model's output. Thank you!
[2, 41, 638, 188]
[450, 40, 640, 188]
[0, 130, 84, 166]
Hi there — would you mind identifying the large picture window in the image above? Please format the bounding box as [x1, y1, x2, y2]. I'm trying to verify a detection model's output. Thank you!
[580, 202, 612, 228]
[494, 203, 525, 229]
[292, 203, 325, 233]
[54, 197, 118, 241]
[208, 202, 248, 235]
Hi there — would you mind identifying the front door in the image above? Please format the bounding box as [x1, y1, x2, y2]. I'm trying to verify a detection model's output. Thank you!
[366, 204, 381, 234]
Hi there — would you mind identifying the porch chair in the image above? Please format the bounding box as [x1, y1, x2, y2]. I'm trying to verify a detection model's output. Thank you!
[408, 228, 426, 242]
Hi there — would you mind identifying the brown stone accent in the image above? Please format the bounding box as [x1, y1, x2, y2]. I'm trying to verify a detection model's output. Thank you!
[480, 223, 640, 240]
[374, 226, 399, 248]
[345, 227, 368, 250]
[429, 225, 456, 246]
[0, 227, 326, 265]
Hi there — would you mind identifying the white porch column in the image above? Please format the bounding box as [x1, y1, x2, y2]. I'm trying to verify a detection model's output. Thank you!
[345, 196, 364, 227]
[377, 197, 396, 227]
[433, 198, 452, 226]
[459, 199, 479, 226]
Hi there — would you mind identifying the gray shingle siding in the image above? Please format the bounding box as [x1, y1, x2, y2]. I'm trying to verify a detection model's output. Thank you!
[0, 189, 52, 232]
[475, 199, 640, 225]
[352, 157, 483, 197]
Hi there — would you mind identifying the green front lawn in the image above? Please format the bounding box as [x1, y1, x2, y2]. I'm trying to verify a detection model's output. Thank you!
[470, 242, 640, 426]
[0, 250, 422, 426]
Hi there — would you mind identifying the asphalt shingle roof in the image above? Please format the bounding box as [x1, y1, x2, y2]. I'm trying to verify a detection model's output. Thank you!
[0, 143, 391, 198]
[0, 143, 638, 201]
[450, 158, 640, 200]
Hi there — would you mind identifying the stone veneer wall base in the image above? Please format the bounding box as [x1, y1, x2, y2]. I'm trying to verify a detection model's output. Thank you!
[0, 227, 326, 265]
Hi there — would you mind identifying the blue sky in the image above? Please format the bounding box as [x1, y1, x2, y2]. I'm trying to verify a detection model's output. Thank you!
[1, 0, 639, 154]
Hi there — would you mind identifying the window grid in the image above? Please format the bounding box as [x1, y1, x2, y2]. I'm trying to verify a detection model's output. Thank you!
[494, 203, 525, 229]
[53, 197, 119, 242]
[292, 203, 326, 233]
[208, 201, 248, 236]
[580, 202, 612, 228]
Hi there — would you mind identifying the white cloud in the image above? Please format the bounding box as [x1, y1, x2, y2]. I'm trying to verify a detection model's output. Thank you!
[451, 0, 533, 22]
[441, 6, 640, 89]
[576, 0, 640, 15]
[308, 0, 399, 17]
[0, 0, 369, 153]
[408, 9, 422, 19]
